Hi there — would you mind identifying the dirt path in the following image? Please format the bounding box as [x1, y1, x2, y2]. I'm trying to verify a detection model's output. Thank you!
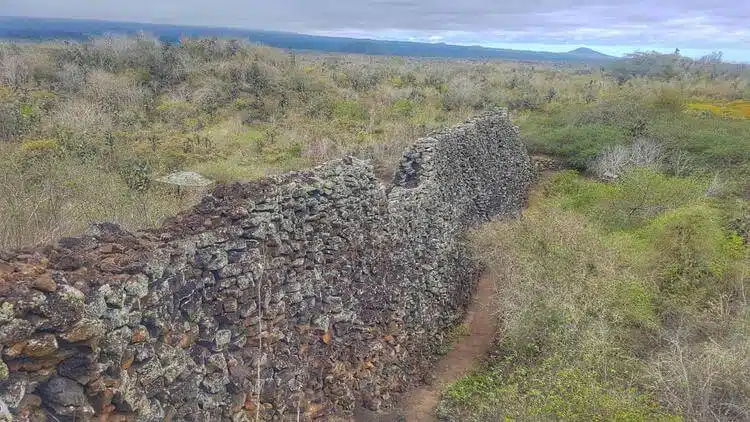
[349, 275, 498, 422]
[399, 274, 497, 421]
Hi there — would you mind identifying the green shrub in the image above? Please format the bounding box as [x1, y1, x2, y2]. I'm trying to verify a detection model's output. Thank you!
[439, 355, 675, 422]
[156, 98, 197, 125]
[439, 203, 672, 420]
[332, 98, 367, 121]
[442, 169, 747, 421]
[651, 87, 684, 113]
[520, 116, 631, 168]
[549, 169, 706, 230]
[20, 138, 59, 154]
[118, 158, 152, 193]
[0, 96, 27, 140]
[391, 98, 415, 118]
[645, 205, 746, 312]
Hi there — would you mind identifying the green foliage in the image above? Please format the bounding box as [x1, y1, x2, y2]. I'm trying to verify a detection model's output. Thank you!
[644, 205, 746, 311]
[20, 137, 59, 153]
[440, 171, 748, 421]
[118, 158, 152, 193]
[439, 355, 675, 422]
[521, 116, 631, 168]
[391, 98, 416, 118]
[649, 113, 750, 166]
[439, 200, 672, 420]
[651, 87, 685, 113]
[549, 169, 706, 229]
[390, 74, 415, 88]
[332, 98, 367, 122]
[156, 99, 197, 126]
[17, 138, 62, 175]
[0, 95, 29, 140]
[437, 323, 471, 355]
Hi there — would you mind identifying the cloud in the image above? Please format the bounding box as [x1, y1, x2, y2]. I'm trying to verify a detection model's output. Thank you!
[5, 0, 749, 53]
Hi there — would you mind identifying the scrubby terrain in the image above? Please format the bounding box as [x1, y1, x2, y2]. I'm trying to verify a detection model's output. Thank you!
[438, 170, 749, 421]
[1, 35, 749, 421]
[1, 36, 748, 250]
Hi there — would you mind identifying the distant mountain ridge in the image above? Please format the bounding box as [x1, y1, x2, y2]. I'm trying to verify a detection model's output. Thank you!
[0, 17, 618, 63]
[567, 47, 614, 59]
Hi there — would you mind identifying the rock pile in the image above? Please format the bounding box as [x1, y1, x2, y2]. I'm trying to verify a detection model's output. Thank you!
[0, 109, 533, 421]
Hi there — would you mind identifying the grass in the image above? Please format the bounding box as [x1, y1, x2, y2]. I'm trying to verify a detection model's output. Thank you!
[437, 323, 472, 355]
[519, 102, 750, 179]
[686, 100, 750, 119]
[437, 171, 749, 421]
[2, 39, 749, 248]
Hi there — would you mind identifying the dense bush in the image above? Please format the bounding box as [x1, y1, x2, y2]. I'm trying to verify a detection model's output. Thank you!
[438, 171, 749, 421]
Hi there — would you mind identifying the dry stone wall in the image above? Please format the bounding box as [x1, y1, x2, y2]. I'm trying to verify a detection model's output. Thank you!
[0, 109, 533, 421]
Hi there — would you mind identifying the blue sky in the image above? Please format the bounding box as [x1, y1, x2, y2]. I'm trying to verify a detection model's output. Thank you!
[6, 0, 750, 61]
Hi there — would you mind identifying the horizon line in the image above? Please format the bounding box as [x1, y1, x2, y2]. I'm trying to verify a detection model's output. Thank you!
[3, 15, 749, 62]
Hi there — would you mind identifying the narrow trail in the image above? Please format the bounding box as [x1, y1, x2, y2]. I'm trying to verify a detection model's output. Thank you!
[400, 274, 497, 421]
[351, 274, 497, 422]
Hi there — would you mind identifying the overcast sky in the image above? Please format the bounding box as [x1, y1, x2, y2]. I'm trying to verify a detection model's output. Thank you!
[5, 0, 750, 60]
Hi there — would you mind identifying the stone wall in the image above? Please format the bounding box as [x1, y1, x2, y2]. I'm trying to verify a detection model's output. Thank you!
[0, 109, 533, 421]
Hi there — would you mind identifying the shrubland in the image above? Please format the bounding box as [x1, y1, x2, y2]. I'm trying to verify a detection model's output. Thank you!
[1, 36, 748, 248]
[437, 170, 748, 420]
[1, 33, 749, 422]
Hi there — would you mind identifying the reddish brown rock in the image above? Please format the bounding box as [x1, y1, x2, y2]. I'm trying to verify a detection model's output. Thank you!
[31, 274, 57, 292]
[131, 326, 149, 344]
[23, 334, 58, 357]
[61, 319, 105, 343]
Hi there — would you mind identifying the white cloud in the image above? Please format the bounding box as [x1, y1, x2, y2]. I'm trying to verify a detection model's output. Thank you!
[5, 0, 749, 56]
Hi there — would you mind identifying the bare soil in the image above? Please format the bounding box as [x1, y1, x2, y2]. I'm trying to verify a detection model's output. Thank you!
[349, 275, 498, 421]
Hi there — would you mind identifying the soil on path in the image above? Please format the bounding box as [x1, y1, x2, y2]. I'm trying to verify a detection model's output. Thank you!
[351, 274, 498, 422]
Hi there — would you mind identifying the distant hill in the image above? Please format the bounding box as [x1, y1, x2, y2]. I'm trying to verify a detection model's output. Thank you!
[0, 17, 618, 64]
[567, 47, 614, 60]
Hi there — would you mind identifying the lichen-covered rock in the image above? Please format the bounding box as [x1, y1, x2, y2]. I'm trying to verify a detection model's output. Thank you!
[61, 318, 105, 342]
[0, 110, 533, 421]
[21, 334, 58, 357]
[0, 319, 33, 345]
[41, 376, 85, 407]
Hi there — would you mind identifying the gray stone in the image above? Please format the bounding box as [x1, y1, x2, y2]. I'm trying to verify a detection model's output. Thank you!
[22, 334, 58, 357]
[136, 358, 164, 390]
[197, 247, 229, 271]
[0, 303, 13, 324]
[156, 171, 213, 188]
[312, 315, 330, 331]
[207, 353, 227, 373]
[101, 284, 126, 308]
[101, 326, 132, 359]
[0, 319, 33, 345]
[0, 376, 26, 408]
[85, 290, 108, 319]
[41, 376, 85, 407]
[103, 306, 130, 329]
[201, 372, 229, 394]
[223, 298, 238, 313]
[215, 330, 232, 349]
[125, 275, 149, 299]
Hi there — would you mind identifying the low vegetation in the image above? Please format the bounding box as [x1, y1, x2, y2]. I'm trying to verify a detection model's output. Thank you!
[0, 31, 748, 422]
[1, 36, 749, 249]
[437, 170, 749, 421]
[431, 50, 748, 422]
